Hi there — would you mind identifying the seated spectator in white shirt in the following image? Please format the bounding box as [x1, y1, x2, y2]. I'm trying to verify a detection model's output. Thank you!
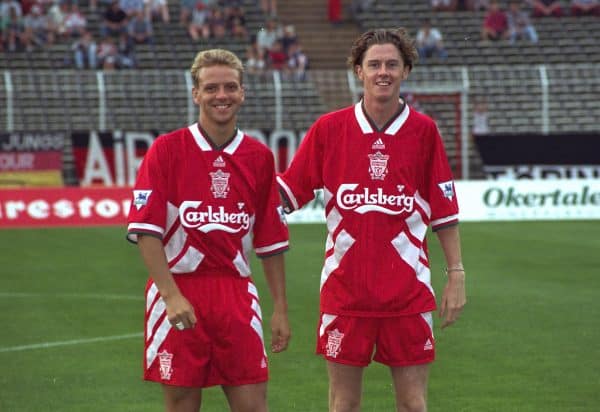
[507, 0, 538, 43]
[188, 1, 210, 40]
[416, 18, 448, 63]
[22, 4, 54, 50]
[144, 0, 169, 23]
[256, 18, 279, 53]
[63, 2, 86, 38]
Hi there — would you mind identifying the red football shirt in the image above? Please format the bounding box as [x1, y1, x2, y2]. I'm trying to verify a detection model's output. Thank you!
[127, 124, 289, 278]
[278, 102, 459, 316]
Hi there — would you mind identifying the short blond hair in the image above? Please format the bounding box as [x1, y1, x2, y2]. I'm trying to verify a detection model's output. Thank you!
[190, 49, 244, 88]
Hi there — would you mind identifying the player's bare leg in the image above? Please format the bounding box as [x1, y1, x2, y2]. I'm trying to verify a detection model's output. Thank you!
[162, 384, 202, 412]
[222, 382, 268, 412]
[390, 364, 429, 412]
[327, 361, 364, 412]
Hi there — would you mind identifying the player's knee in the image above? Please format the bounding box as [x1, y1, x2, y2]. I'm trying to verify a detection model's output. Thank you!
[331, 396, 361, 412]
[227, 389, 267, 412]
[397, 393, 426, 412]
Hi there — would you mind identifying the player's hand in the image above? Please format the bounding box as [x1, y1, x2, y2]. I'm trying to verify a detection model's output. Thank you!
[164, 293, 197, 330]
[439, 270, 466, 329]
[270, 309, 291, 353]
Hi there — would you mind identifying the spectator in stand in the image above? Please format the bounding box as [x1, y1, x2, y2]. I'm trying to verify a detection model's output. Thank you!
[116, 32, 136, 68]
[481, 0, 508, 41]
[350, 0, 374, 16]
[225, 5, 246, 39]
[102, 0, 128, 38]
[22, 4, 54, 51]
[72, 30, 97, 69]
[128, 9, 153, 44]
[465, 0, 490, 10]
[416, 18, 448, 63]
[245, 41, 266, 76]
[528, 0, 564, 17]
[507, 1, 538, 43]
[120, 0, 144, 18]
[19, 0, 36, 16]
[286, 42, 308, 81]
[570, 0, 600, 16]
[0, 0, 22, 21]
[260, 0, 276, 16]
[64, 2, 87, 38]
[328, 0, 342, 24]
[188, 1, 211, 41]
[0, 0, 22, 50]
[256, 17, 279, 53]
[472, 97, 490, 136]
[97, 34, 119, 70]
[1, 5, 24, 51]
[280, 24, 297, 54]
[267, 39, 286, 71]
[47, 0, 69, 40]
[228, 15, 247, 39]
[144, 0, 169, 23]
[431, 0, 458, 11]
[179, 0, 195, 25]
[208, 7, 226, 38]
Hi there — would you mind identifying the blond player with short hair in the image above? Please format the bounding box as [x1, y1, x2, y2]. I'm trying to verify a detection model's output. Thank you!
[127, 49, 290, 412]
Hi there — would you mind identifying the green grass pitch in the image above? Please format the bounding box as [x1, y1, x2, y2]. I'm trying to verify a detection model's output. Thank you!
[1, 221, 599, 411]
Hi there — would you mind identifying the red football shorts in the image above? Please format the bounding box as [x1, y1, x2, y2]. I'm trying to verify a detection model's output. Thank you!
[143, 274, 268, 387]
[316, 312, 435, 367]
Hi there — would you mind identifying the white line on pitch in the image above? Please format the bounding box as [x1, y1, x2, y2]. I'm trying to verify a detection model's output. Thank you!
[0, 292, 142, 301]
[0, 333, 143, 353]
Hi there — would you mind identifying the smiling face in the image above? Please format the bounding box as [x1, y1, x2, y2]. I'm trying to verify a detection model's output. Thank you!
[356, 43, 409, 106]
[192, 65, 245, 130]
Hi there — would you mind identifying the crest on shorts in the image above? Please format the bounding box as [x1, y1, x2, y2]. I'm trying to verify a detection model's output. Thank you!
[368, 151, 389, 180]
[326, 328, 345, 358]
[210, 169, 230, 198]
[158, 350, 173, 380]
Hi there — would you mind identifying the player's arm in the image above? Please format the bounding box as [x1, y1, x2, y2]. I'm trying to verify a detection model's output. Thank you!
[435, 225, 466, 329]
[137, 234, 197, 329]
[260, 252, 290, 353]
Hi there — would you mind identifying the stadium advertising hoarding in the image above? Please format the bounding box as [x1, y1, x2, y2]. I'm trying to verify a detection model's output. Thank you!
[0, 132, 66, 187]
[1, 180, 599, 228]
[0, 187, 131, 228]
[475, 133, 600, 180]
[71, 130, 156, 186]
[70, 129, 303, 186]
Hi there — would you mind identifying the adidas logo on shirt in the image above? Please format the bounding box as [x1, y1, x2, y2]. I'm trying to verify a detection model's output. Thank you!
[424, 339, 433, 351]
[372, 138, 385, 150]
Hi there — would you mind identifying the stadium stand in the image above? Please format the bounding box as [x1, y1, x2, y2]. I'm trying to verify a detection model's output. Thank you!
[1, 0, 599, 180]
